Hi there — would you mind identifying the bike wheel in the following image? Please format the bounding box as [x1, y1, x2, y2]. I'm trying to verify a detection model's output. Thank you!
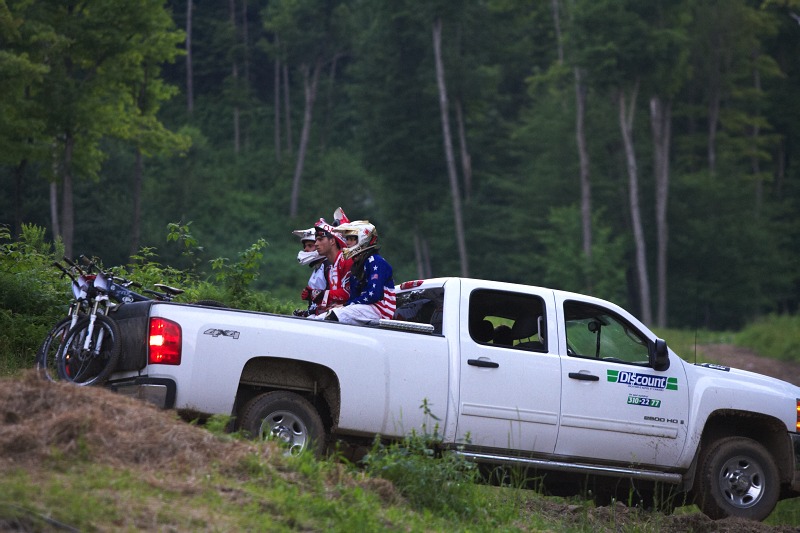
[58, 314, 121, 386]
[36, 317, 74, 382]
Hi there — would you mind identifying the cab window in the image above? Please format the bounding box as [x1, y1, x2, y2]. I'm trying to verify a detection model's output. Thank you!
[468, 289, 547, 352]
[564, 300, 649, 365]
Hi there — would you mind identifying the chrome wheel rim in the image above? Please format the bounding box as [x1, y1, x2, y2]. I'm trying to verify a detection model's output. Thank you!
[718, 454, 765, 509]
[260, 410, 308, 455]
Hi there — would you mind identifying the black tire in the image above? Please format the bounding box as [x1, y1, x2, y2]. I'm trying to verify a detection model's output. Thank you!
[57, 314, 121, 386]
[694, 436, 779, 521]
[239, 391, 325, 457]
[36, 317, 75, 382]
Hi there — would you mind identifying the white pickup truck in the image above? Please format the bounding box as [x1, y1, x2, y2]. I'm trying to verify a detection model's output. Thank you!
[105, 277, 800, 521]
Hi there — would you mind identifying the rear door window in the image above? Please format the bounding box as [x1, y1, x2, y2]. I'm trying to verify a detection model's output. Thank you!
[394, 287, 445, 333]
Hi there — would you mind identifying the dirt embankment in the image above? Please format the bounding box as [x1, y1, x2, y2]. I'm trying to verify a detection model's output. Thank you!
[2, 351, 800, 532]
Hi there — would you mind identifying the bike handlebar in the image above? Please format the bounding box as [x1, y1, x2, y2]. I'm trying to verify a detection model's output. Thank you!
[54, 256, 180, 304]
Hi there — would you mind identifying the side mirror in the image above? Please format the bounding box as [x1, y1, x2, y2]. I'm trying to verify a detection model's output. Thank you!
[649, 338, 670, 371]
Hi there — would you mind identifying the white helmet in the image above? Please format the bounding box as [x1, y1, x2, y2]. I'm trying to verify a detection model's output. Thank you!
[292, 227, 322, 266]
[333, 220, 378, 260]
[292, 227, 316, 243]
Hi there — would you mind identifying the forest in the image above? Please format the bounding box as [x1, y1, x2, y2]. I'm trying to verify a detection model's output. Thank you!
[2, 0, 800, 331]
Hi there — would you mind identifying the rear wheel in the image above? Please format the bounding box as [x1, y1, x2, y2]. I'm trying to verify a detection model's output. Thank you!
[694, 436, 779, 521]
[57, 314, 121, 386]
[240, 391, 325, 457]
[36, 317, 75, 382]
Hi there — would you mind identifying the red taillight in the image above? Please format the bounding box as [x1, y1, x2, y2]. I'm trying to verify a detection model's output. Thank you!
[400, 280, 425, 290]
[149, 318, 181, 365]
[796, 399, 800, 432]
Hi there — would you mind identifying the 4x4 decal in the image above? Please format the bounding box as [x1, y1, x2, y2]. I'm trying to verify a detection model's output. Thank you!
[607, 369, 678, 391]
[204, 328, 240, 340]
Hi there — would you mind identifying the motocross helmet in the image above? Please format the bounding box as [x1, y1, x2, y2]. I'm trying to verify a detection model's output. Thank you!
[292, 227, 323, 266]
[314, 218, 347, 248]
[292, 227, 316, 243]
[332, 206, 349, 226]
[333, 220, 378, 260]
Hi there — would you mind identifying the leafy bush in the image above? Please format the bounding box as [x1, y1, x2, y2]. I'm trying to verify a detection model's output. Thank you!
[0, 225, 69, 372]
[360, 400, 481, 519]
[0, 223, 296, 375]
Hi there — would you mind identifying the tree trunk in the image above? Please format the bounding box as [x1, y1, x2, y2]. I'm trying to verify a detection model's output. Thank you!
[707, 91, 719, 174]
[129, 148, 144, 258]
[414, 231, 432, 278]
[50, 144, 61, 241]
[551, 0, 564, 64]
[421, 234, 432, 278]
[49, 180, 60, 243]
[186, 0, 193, 114]
[274, 48, 281, 162]
[775, 137, 785, 197]
[283, 63, 293, 155]
[575, 67, 591, 263]
[433, 18, 469, 277]
[289, 59, 321, 217]
[320, 52, 341, 151]
[618, 83, 652, 325]
[240, 0, 250, 150]
[414, 231, 425, 279]
[62, 134, 75, 258]
[241, 0, 249, 83]
[751, 67, 762, 216]
[229, 0, 240, 154]
[650, 96, 671, 328]
[13, 160, 26, 238]
[455, 99, 472, 200]
[706, 46, 721, 176]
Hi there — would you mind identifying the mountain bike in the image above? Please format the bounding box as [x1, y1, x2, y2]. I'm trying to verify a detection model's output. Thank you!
[37, 257, 189, 386]
[35, 257, 92, 382]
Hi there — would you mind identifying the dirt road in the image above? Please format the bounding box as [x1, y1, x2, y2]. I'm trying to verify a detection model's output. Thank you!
[696, 344, 800, 387]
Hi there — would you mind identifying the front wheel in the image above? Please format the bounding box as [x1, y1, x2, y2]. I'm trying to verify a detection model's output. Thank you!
[239, 391, 325, 457]
[694, 436, 779, 521]
[58, 314, 121, 386]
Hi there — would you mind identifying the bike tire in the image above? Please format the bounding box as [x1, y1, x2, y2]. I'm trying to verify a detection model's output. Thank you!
[36, 316, 75, 382]
[57, 314, 121, 386]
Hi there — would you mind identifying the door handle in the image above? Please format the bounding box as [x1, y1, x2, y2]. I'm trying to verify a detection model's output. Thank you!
[568, 372, 599, 381]
[468, 358, 499, 368]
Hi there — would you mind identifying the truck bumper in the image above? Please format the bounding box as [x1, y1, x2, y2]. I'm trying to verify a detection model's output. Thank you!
[792, 433, 800, 492]
[109, 377, 176, 409]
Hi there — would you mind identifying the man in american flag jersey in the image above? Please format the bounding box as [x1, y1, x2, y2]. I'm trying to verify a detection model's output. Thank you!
[323, 220, 396, 325]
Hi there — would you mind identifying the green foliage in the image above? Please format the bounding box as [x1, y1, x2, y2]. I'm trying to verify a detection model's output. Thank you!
[735, 314, 800, 363]
[210, 238, 268, 302]
[361, 399, 481, 519]
[0, 224, 67, 372]
[537, 206, 628, 305]
[0, 224, 296, 375]
[2, 0, 800, 331]
[166, 221, 204, 269]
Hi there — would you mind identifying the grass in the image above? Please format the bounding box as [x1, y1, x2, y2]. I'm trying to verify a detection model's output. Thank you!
[735, 314, 800, 362]
[0, 443, 558, 532]
[651, 327, 735, 362]
[654, 314, 800, 365]
[2, 370, 800, 531]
